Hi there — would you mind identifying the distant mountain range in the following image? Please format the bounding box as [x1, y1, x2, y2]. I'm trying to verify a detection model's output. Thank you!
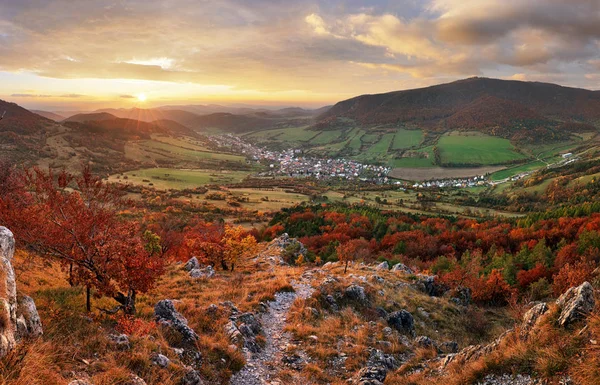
[317, 77, 600, 141]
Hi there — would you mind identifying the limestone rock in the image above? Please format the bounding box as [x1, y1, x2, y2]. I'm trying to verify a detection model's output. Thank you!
[16, 295, 43, 338]
[228, 312, 263, 353]
[108, 333, 131, 350]
[125, 374, 146, 385]
[151, 353, 170, 368]
[391, 263, 413, 274]
[154, 299, 199, 345]
[184, 257, 200, 271]
[556, 281, 595, 327]
[386, 310, 415, 335]
[0, 227, 43, 358]
[413, 275, 447, 297]
[344, 284, 369, 305]
[522, 303, 548, 330]
[189, 265, 215, 279]
[68, 380, 93, 385]
[375, 261, 389, 271]
[181, 369, 204, 385]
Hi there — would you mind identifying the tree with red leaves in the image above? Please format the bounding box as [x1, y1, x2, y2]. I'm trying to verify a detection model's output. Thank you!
[336, 238, 371, 274]
[0, 166, 165, 314]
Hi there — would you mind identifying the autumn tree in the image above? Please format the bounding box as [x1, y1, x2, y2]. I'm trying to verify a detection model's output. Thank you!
[336, 238, 371, 274]
[223, 225, 258, 271]
[0, 166, 165, 314]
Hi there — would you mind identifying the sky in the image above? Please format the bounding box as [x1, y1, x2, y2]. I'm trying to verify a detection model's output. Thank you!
[0, 0, 599, 111]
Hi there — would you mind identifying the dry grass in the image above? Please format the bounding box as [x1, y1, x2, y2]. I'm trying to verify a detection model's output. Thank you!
[1, 249, 304, 384]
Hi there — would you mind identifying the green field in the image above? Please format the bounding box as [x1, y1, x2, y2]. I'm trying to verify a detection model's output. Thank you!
[392, 129, 424, 150]
[490, 160, 547, 180]
[135, 140, 246, 162]
[361, 133, 380, 144]
[437, 132, 527, 166]
[108, 168, 251, 189]
[245, 127, 317, 142]
[310, 130, 343, 145]
[389, 146, 436, 168]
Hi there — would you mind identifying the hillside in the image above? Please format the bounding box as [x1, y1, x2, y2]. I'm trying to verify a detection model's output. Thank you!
[317, 77, 600, 141]
[63, 112, 119, 123]
[31, 110, 66, 122]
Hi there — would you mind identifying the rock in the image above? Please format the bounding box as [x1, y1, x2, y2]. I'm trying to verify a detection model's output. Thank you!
[344, 284, 368, 305]
[556, 282, 595, 327]
[325, 294, 339, 311]
[450, 286, 472, 307]
[440, 330, 512, 369]
[151, 353, 170, 368]
[189, 265, 215, 279]
[382, 327, 393, 337]
[184, 257, 200, 271]
[391, 263, 413, 274]
[108, 333, 131, 350]
[354, 365, 387, 385]
[438, 341, 459, 354]
[271, 233, 307, 262]
[414, 275, 448, 297]
[375, 307, 388, 319]
[375, 261, 389, 271]
[228, 312, 263, 353]
[220, 301, 240, 315]
[387, 310, 415, 335]
[522, 303, 548, 330]
[181, 369, 204, 385]
[68, 381, 93, 385]
[0, 227, 43, 357]
[371, 275, 385, 284]
[367, 348, 397, 370]
[154, 299, 199, 345]
[414, 336, 436, 349]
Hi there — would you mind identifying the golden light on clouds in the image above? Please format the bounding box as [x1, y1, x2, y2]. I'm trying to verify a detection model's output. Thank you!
[0, 0, 598, 110]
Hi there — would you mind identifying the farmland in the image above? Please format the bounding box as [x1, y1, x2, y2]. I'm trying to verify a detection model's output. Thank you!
[108, 168, 252, 189]
[437, 132, 527, 166]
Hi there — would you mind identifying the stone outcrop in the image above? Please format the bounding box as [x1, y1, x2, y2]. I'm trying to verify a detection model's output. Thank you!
[521, 303, 548, 330]
[354, 348, 398, 385]
[226, 312, 263, 353]
[556, 281, 595, 327]
[0, 227, 43, 358]
[154, 300, 199, 345]
[391, 263, 413, 274]
[189, 265, 215, 279]
[344, 284, 369, 305]
[184, 257, 200, 272]
[386, 310, 415, 336]
[413, 275, 448, 297]
[375, 261, 389, 271]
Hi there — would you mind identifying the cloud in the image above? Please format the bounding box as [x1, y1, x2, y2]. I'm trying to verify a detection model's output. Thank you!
[120, 94, 135, 99]
[0, 0, 598, 106]
[11, 93, 52, 98]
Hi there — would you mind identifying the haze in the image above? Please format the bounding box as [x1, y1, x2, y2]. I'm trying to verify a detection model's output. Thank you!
[0, 0, 599, 110]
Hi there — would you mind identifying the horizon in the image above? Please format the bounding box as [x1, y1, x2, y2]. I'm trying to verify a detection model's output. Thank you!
[1, 0, 599, 111]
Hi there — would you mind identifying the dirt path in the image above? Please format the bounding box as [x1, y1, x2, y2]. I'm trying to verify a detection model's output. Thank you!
[230, 271, 314, 385]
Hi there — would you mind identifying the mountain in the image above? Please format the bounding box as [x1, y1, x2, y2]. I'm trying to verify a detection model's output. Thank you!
[31, 110, 66, 122]
[63, 112, 118, 123]
[94, 108, 200, 125]
[317, 77, 600, 140]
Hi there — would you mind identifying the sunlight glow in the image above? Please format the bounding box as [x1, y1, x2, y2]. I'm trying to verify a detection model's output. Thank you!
[137, 93, 147, 102]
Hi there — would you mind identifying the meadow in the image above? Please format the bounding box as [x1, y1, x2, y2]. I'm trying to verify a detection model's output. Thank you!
[437, 132, 527, 166]
[108, 168, 252, 189]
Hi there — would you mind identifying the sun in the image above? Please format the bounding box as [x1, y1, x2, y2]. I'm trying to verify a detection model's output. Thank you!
[137, 93, 147, 102]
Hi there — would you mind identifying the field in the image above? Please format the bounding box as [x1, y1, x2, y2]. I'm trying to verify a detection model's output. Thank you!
[390, 166, 505, 181]
[437, 132, 527, 165]
[108, 168, 252, 189]
[490, 160, 548, 181]
[391, 129, 424, 150]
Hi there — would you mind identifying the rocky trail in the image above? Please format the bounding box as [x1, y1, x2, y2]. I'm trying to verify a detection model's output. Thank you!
[230, 270, 315, 385]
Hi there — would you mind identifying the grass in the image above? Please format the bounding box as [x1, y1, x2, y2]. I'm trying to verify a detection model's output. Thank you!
[366, 133, 394, 155]
[139, 140, 245, 162]
[392, 129, 424, 150]
[437, 132, 527, 166]
[490, 160, 547, 181]
[108, 168, 251, 189]
[245, 127, 318, 142]
[390, 146, 436, 168]
[310, 130, 343, 145]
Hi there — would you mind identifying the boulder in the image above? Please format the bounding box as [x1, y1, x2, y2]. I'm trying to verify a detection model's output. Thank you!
[522, 303, 548, 330]
[154, 300, 199, 345]
[391, 263, 413, 274]
[108, 333, 131, 350]
[450, 286, 472, 307]
[189, 266, 215, 279]
[375, 262, 389, 271]
[272, 233, 307, 262]
[16, 295, 43, 338]
[68, 381, 93, 385]
[438, 341, 459, 354]
[344, 284, 369, 305]
[414, 336, 436, 349]
[413, 275, 448, 297]
[0, 227, 43, 358]
[125, 375, 146, 385]
[386, 310, 415, 336]
[227, 312, 263, 353]
[556, 282, 595, 327]
[354, 366, 387, 385]
[184, 257, 200, 272]
[151, 353, 170, 368]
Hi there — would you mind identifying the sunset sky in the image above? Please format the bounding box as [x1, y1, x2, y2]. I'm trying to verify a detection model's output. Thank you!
[0, 0, 599, 111]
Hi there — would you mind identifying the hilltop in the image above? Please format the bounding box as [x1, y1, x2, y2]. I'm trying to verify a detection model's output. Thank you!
[317, 77, 600, 140]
